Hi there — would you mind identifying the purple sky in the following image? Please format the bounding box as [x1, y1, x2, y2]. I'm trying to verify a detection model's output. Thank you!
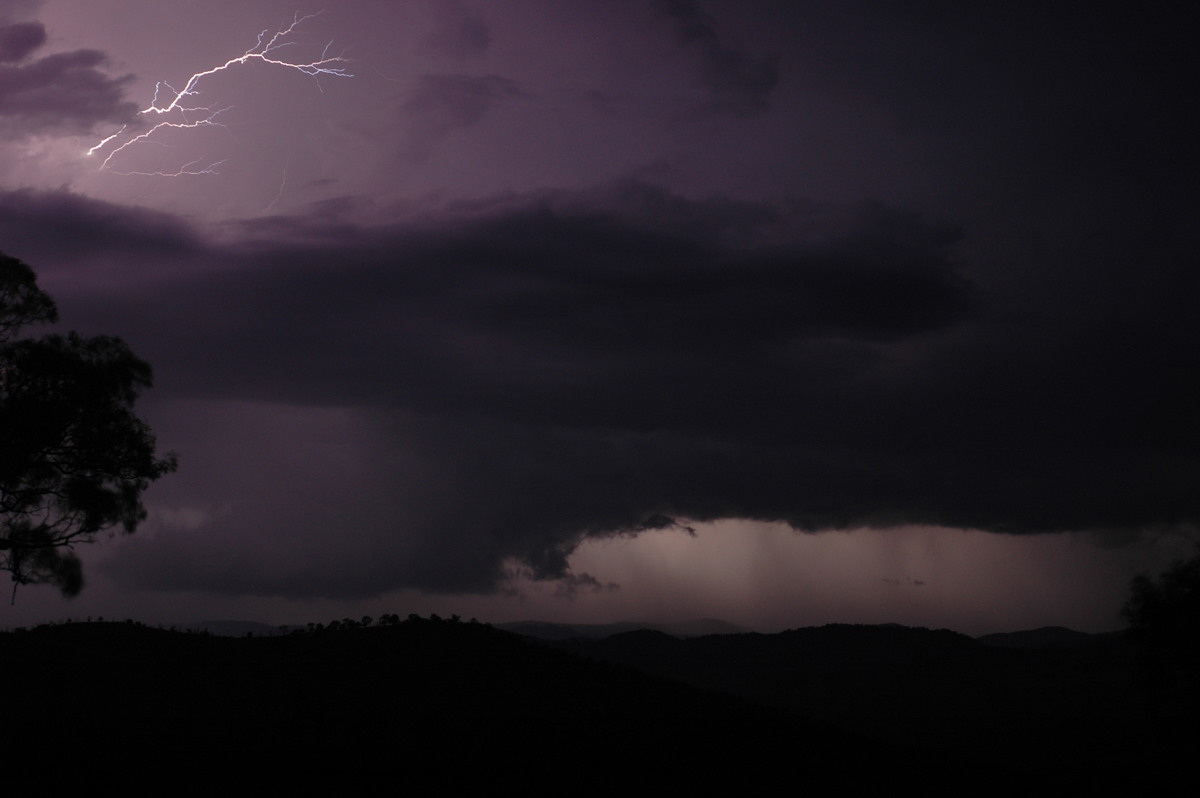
[1, 0, 1196, 634]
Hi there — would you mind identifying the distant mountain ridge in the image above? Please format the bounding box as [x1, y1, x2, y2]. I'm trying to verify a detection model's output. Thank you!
[184, 619, 290, 636]
[501, 617, 1120, 647]
[0, 616, 1171, 789]
[0, 616, 995, 790]
[498, 617, 745, 639]
[975, 625, 1122, 648]
[544, 620, 1149, 786]
[19, 615, 1120, 644]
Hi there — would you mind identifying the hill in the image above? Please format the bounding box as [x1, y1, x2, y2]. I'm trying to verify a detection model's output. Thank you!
[552, 622, 1184, 787]
[0, 618, 1185, 789]
[0, 617, 951, 789]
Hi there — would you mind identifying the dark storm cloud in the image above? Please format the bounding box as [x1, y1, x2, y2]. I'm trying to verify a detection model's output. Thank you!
[0, 20, 135, 135]
[399, 73, 523, 160]
[8, 171, 1199, 597]
[656, 0, 778, 115]
[422, 0, 491, 60]
[77, 183, 972, 419]
[0, 188, 201, 269]
[0, 20, 44, 62]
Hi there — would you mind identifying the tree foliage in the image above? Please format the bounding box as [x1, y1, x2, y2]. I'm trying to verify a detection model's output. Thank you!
[1123, 549, 1200, 649]
[1122, 548, 1200, 721]
[1, 251, 176, 597]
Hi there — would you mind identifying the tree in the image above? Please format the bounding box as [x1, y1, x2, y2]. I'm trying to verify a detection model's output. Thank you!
[1122, 548, 1200, 722]
[1123, 550, 1200, 643]
[1, 251, 176, 598]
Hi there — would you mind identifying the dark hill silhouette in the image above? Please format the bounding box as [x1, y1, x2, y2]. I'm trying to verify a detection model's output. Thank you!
[976, 625, 1119, 648]
[0, 617, 987, 790]
[1, 618, 1184, 790]
[498, 617, 745, 639]
[553, 622, 1185, 788]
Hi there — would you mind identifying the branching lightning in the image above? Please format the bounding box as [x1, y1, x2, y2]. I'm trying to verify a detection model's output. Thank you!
[87, 11, 351, 175]
[98, 107, 231, 170]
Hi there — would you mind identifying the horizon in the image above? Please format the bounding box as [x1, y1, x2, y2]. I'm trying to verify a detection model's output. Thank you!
[3, 519, 1177, 638]
[0, 608, 1128, 641]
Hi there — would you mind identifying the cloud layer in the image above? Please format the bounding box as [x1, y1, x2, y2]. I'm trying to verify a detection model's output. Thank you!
[657, 0, 778, 115]
[5, 176, 1197, 598]
[0, 20, 135, 136]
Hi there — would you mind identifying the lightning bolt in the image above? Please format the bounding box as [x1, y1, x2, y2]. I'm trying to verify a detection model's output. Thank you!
[112, 159, 227, 178]
[86, 125, 127, 156]
[88, 11, 351, 175]
[264, 155, 291, 212]
[99, 107, 231, 170]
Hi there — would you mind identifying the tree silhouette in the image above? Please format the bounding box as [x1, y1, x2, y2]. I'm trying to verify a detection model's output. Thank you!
[1122, 549, 1200, 723]
[1, 252, 176, 598]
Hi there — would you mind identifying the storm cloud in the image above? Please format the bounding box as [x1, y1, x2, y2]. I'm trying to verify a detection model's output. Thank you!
[421, 0, 491, 61]
[399, 73, 524, 161]
[0, 20, 135, 135]
[7, 176, 1196, 598]
[657, 0, 778, 115]
[0, 21, 45, 62]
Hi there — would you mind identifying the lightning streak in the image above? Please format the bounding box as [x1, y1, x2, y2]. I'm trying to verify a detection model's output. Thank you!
[141, 12, 351, 116]
[264, 156, 291, 212]
[86, 125, 126, 156]
[112, 159, 227, 178]
[100, 107, 231, 170]
[88, 11, 352, 175]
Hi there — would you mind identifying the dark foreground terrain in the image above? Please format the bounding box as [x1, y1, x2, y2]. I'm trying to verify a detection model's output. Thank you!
[0, 618, 1188, 790]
